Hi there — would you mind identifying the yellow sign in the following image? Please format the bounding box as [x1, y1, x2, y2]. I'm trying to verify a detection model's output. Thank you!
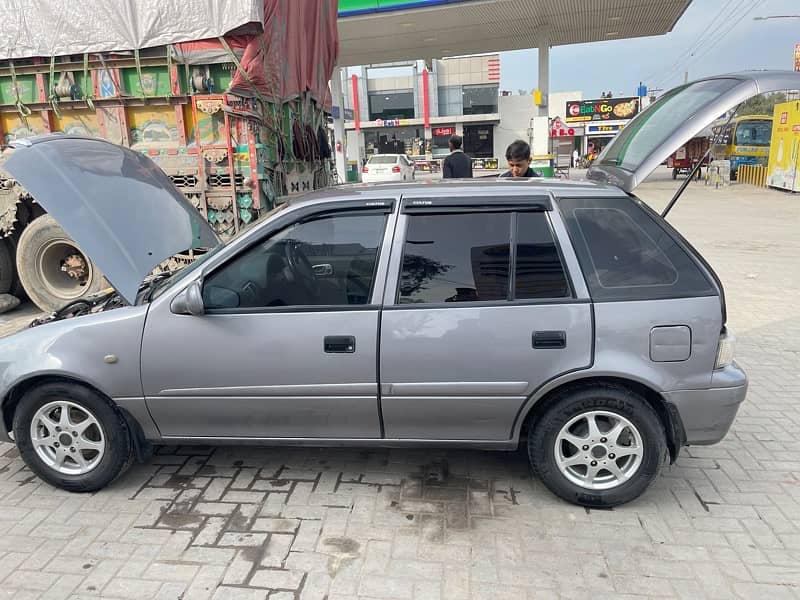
[767, 100, 800, 192]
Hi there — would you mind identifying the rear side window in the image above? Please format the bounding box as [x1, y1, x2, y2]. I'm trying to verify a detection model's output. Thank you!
[515, 212, 570, 299]
[558, 197, 716, 301]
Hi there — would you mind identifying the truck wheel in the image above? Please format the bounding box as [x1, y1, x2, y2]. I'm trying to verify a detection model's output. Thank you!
[671, 168, 678, 180]
[0, 238, 12, 294]
[15, 215, 106, 312]
[528, 384, 667, 507]
[13, 381, 133, 492]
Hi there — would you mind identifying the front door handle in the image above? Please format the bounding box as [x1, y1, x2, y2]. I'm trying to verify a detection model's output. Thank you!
[533, 331, 566, 349]
[324, 335, 356, 353]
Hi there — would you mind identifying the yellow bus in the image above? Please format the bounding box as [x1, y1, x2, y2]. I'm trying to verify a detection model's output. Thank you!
[710, 115, 773, 180]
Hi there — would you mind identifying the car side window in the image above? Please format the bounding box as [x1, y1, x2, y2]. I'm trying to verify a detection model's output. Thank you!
[515, 212, 570, 299]
[558, 197, 716, 301]
[202, 212, 388, 310]
[397, 211, 570, 304]
[399, 213, 511, 304]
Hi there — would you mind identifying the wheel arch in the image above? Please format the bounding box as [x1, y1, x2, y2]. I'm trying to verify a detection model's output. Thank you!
[517, 375, 686, 463]
[2, 374, 150, 462]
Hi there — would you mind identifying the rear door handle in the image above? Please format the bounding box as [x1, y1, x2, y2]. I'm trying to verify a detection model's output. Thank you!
[533, 331, 566, 349]
[324, 335, 356, 353]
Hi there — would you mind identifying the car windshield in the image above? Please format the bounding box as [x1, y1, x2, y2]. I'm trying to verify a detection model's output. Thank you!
[369, 156, 398, 164]
[734, 120, 772, 146]
[147, 202, 289, 301]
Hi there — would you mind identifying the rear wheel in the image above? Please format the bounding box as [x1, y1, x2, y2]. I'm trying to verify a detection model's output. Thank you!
[671, 168, 678, 180]
[528, 384, 667, 507]
[15, 215, 106, 312]
[13, 382, 133, 492]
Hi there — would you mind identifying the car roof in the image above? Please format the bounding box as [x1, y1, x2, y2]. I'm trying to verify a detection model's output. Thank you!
[284, 177, 627, 210]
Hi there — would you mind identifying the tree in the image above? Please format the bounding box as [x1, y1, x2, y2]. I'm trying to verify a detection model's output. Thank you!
[736, 92, 787, 116]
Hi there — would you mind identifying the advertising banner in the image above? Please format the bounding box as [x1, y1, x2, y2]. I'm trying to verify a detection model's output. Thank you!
[565, 97, 640, 123]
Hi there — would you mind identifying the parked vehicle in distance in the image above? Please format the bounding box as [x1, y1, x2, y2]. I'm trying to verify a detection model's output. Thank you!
[361, 154, 415, 183]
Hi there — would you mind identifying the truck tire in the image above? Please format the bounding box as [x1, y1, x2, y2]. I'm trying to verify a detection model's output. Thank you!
[15, 215, 106, 312]
[0, 238, 12, 294]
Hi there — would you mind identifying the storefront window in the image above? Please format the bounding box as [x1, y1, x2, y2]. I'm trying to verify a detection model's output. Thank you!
[463, 125, 494, 158]
[368, 91, 415, 121]
[431, 126, 457, 157]
[438, 86, 463, 117]
[462, 85, 498, 115]
[364, 126, 425, 157]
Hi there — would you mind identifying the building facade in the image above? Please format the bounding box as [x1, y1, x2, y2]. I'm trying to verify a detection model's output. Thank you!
[343, 55, 505, 165]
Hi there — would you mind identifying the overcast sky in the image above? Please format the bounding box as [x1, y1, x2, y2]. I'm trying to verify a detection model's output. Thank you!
[500, 0, 800, 98]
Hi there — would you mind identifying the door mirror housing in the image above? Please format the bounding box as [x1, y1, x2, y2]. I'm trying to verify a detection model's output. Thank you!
[171, 280, 205, 316]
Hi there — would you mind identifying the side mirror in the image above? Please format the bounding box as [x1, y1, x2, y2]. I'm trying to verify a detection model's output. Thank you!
[171, 280, 205, 316]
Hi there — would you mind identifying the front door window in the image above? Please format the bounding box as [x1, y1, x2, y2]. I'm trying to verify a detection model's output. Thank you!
[202, 212, 388, 309]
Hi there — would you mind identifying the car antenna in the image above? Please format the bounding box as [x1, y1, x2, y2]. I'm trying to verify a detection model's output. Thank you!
[661, 103, 743, 218]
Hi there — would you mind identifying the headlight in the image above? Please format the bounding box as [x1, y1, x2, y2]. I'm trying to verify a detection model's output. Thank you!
[715, 330, 736, 369]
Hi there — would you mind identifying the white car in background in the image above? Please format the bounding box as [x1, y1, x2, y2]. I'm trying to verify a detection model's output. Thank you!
[361, 154, 415, 183]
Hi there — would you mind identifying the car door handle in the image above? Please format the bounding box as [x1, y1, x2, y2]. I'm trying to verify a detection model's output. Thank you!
[324, 336, 356, 353]
[533, 331, 566, 349]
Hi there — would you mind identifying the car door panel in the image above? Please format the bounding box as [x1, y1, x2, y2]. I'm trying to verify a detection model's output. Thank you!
[142, 310, 381, 438]
[378, 205, 593, 441]
[141, 206, 394, 440]
[380, 303, 592, 439]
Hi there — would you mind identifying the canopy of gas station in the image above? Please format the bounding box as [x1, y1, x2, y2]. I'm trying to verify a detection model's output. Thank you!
[332, 0, 693, 176]
[337, 0, 692, 67]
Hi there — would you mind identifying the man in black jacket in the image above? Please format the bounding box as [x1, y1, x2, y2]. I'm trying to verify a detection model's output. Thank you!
[442, 135, 473, 178]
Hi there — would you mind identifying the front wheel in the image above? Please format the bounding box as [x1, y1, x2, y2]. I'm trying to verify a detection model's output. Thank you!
[13, 382, 133, 492]
[528, 384, 667, 507]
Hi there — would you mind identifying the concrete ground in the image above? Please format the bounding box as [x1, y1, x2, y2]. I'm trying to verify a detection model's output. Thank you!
[0, 167, 798, 599]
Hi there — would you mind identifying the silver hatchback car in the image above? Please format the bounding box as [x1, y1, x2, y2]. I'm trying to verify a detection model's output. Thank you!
[3, 71, 791, 507]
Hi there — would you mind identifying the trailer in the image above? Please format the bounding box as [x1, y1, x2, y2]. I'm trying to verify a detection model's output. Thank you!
[0, 0, 338, 312]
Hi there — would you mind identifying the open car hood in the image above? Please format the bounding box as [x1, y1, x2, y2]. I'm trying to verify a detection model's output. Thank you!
[3, 135, 220, 305]
[587, 71, 800, 193]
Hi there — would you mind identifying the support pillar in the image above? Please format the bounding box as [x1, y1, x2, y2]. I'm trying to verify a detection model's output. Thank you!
[537, 44, 550, 116]
[331, 67, 347, 183]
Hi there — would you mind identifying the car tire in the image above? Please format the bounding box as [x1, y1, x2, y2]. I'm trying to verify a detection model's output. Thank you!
[13, 382, 134, 492]
[671, 168, 678, 180]
[15, 215, 107, 312]
[528, 384, 667, 507]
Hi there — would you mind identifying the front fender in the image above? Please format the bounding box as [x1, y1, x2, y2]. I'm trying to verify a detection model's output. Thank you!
[0, 306, 147, 440]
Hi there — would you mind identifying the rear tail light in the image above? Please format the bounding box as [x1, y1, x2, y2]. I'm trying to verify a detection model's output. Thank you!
[392, 165, 401, 173]
[362, 167, 369, 173]
[714, 329, 736, 369]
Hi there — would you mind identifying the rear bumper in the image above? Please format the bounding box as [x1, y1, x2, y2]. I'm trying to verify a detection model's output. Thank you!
[663, 363, 748, 445]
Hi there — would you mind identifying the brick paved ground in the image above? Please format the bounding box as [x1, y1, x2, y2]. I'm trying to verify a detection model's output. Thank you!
[0, 168, 798, 599]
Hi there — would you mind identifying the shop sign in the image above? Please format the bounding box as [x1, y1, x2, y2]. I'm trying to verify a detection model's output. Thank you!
[432, 126, 455, 136]
[339, 0, 466, 17]
[565, 97, 639, 123]
[587, 123, 626, 134]
[374, 118, 408, 127]
[550, 117, 575, 137]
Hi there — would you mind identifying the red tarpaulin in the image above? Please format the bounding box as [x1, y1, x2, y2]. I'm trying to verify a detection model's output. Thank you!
[176, 0, 338, 109]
